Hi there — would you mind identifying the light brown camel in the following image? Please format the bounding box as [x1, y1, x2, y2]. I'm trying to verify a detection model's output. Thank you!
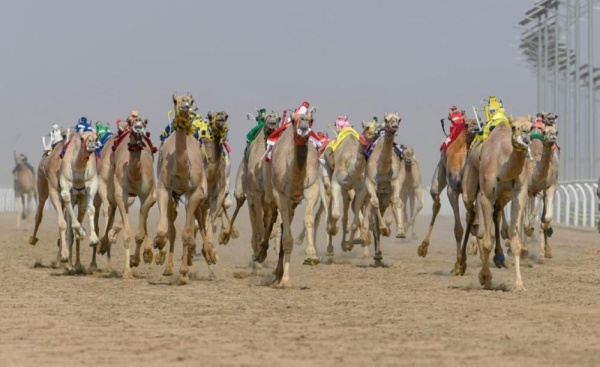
[397, 146, 424, 239]
[364, 112, 404, 266]
[262, 109, 321, 286]
[224, 112, 281, 271]
[418, 118, 478, 258]
[59, 131, 100, 268]
[29, 129, 67, 249]
[199, 111, 230, 245]
[523, 123, 559, 258]
[99, 117, 157, 278]
[13, 152, 37, 229]
[153, 93, 215, 284]
[459, 115, 533, 291]
[322, 121, 377, 257]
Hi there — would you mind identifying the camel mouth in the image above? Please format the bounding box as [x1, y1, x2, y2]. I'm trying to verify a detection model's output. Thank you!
[296, 127, 311, 138]
[514, 135, 530, 149]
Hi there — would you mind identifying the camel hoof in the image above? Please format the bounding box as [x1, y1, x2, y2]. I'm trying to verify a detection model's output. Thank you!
[155, 251, 166, 266]
[493, 253, 506, 268]
[163, 267, 173, 277]
[524, 226, 534, 237]
[231, 228, 239, 239]
[520, 249, 529, 258]
[218, 231, 230, 246]
[325, 251, 334, 257]
[454, 261, 466, 276]
[88, 263, 98, 274]
[255, 246, 268, 263]
[123, 269, 133, 279]
[417, 243, 428, 258]
[29, 236, 39, 246]
[381, 227, 391, 237]
[467, 240, 478, 256]
[478, 269, 492, 289]
[60, 256, 69, 264]
[514, 280, 526, 292]
[65, 265, 75, 275]
[395, 232, 406, 239]
[303, 258, 320, 266]
[341, 242, 354, 252]
[372, 259, 386, 268]
[544, 227, 554, 237]
[201, 248, 218, 265]
[129, 255, 140, 268]
[544, 246, 553, 259]
[177, 274, 190, 285]
[353, 238, 364, 245]
[143, 249, 153, 264]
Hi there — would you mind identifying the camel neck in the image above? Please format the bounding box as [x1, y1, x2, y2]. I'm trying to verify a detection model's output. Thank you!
[175, 129, 190, 178]
[378, 133, 395, 174]
[534, 144, 554, 184]
[292, 138, 308, 184]
[499, 149, 527, 181]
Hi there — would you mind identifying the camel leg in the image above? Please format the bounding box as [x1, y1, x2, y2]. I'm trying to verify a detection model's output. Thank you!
[418, 160, 446, 257]
[52, 186, 70, 265]
[540, 185, 557, 258]
[139, 190, 157, 266]
[365, 178, 390, 237]
[198, 202, 217, 267]
[15, 194, 23, 230]
[478, 192, 494, 289]
[73, 197, 87, 274]
[30, 180, 49, 245]
[60, 181, 85, 243]
[177, 198, 198, 285]
[339, 187, 351, 252]
[391, 178, 405, 238]
[163, 198, 177, 276]
[372, 206, 385, 267]
[409, 187, 424, 239]
[153, 185, 169, 265]
[112, 181, 134, 278]
[492, 202, 506, 268]
[446, 186, 464, 260]
[303, 183, 320, 265]
[327, 178, 342, 236]
[352, 188, 370, 258]
[274, 201, 293, 288]
[248, 196, 265, 272]
[509, 188, 528, 291]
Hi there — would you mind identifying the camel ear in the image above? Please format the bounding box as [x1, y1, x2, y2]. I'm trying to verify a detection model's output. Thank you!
[207, 111, 213, 121]
[224, 113, 229, 121]
[362, 120, 368, 128]
[144, 118, 149, 124]
[187, 92, 194, 106]
[172, 93, 177, 104]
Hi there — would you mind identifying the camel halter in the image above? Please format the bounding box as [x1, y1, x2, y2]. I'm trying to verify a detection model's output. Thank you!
[209, 114, 229, 145]
[293, 116, 312, 146]
[172, 113, 195, 136]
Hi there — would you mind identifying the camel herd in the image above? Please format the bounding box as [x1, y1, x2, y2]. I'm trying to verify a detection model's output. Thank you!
[11, 93, 594, 291]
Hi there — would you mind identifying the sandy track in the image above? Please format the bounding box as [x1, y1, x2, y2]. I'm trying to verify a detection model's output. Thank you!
[1, 210, 599, 366]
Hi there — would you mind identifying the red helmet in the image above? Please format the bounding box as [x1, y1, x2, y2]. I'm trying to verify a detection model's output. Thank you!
[450, 105, 457, 111]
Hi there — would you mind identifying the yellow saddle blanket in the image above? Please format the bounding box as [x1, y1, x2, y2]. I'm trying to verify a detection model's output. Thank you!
[326, 127, 360, 153]
[193, 117, 213, 142]
[470, 112, 511, 148]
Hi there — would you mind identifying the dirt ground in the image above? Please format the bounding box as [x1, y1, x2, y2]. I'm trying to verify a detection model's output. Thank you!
[1, 208, 599, 367]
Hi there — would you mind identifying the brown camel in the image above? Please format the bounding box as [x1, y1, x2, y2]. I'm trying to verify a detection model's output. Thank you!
[153, 93, 215, 284]
[397, 146, 424, 239]
[459, 115, 533, 291]
[13, 152, 37, 229]
[364, 112, 404, 266]
[418, 118, 478, 258]
[322, 121, 377, 257]
[99, 117, 157, 278]
[262, 109, 321, 286]
[523, 123, 559, 258]
[224, 112, 281, 271]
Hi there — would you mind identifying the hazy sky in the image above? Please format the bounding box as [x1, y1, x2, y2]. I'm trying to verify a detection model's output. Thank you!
[2, 0, 541, 187]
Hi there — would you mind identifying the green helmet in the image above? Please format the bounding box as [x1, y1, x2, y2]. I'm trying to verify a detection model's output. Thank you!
[95, 121, 110, 140]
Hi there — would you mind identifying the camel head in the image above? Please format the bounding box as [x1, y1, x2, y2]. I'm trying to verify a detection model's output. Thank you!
[402, 145, 415, 165]
[264, 111, 281, 135]
[14, 153, 27, 166]
[292, 111, 313, 145]
[80, 130, 99, 154]
[172, 92, 195, 133]
[207, 111, 229, 141]
[383, 112, 401, 136]
[543, 112, 557, 126]
[541, 124, 558, 146]
[361, 120, 379, 142]
[510, 116, 533, 151]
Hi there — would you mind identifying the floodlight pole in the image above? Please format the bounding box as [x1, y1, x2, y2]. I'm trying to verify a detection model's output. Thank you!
[588, 0, 595, 178]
